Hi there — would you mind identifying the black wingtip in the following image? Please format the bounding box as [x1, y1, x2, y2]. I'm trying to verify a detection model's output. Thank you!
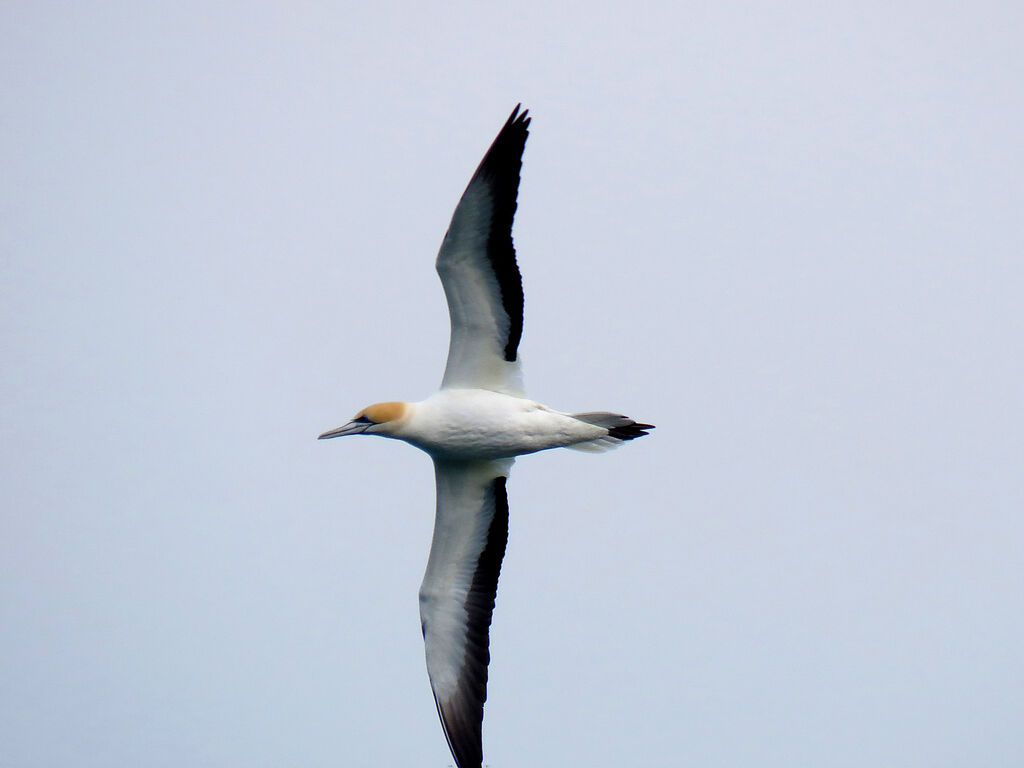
[505, 103, 531, 131]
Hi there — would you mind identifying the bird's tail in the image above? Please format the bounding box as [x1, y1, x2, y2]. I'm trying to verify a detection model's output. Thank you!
[567, 412, 655, 452]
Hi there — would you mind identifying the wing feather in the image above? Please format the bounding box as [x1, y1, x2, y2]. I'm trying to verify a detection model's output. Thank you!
[436, 106, 530, 394]
[419, 459, 513, 768]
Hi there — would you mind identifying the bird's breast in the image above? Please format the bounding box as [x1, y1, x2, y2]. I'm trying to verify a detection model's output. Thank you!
[396, 390, 600, 460]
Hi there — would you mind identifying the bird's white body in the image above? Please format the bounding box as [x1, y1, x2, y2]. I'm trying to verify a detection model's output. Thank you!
[390, 389, 609, 460]
[319, 107, 651, 768]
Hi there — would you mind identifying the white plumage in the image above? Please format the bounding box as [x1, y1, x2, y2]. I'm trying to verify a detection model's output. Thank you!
[319, 105, 652, 768]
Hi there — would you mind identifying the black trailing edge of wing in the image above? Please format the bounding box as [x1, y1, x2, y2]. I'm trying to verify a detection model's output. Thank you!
[432, 475, 510, 768]
[473, 105, 529, 362]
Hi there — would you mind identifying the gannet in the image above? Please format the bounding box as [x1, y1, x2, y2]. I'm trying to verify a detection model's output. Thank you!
[319, 105, 653, 768]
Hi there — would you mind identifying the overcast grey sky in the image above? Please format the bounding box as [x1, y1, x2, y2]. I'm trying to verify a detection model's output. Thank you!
[3, 2, 1023, 766]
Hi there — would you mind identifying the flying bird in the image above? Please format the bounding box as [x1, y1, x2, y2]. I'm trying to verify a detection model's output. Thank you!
[319, 105, 653, 768]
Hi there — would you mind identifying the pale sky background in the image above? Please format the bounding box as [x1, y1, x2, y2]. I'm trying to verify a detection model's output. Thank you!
[3, 2, 1023, 766]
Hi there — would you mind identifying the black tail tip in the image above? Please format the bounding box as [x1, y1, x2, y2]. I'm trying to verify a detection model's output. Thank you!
[607, 422, 655, 441]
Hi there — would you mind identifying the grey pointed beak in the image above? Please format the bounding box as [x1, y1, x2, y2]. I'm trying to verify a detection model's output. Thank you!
[317, 421, 370, 439]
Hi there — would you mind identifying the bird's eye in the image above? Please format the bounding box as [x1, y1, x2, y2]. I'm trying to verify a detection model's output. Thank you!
[353, 414, 373, 424]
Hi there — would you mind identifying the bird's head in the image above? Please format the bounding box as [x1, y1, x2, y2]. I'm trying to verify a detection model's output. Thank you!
[318, 401, 409, 439]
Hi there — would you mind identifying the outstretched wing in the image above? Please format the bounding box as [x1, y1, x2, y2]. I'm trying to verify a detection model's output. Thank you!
[419, 458, 514, 768]
[436, 105, 530, 395]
